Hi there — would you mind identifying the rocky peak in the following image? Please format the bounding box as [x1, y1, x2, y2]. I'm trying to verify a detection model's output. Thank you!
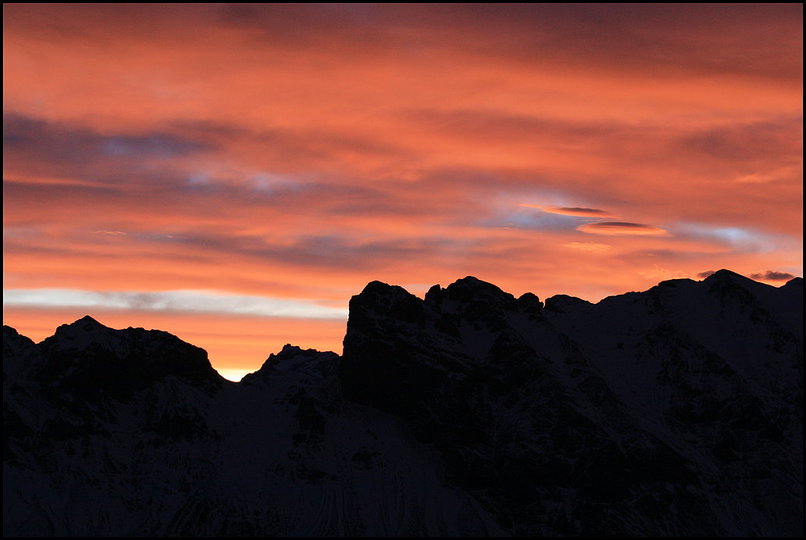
[44, 315, 121, 352]
[348, 280, 424, 326]
[243, 344, 339, 383]
[544, 294, 592, 313]
[426, 276, 543, 328]
[3, 325, 37, 354]
[423, 283, 444, 305]
[703, 268, 759, 290]
[706, 268, 749, 280]
[36, 317, 224, 398]
[64, 314, 105, 331]
[516, 292, 543, 314]
[355, 280, 417, 304]
[782, 276, 802, 290]
[700, 268, 780, 312]
[443, 276, 516, 308]
[3, 325, 42, 381]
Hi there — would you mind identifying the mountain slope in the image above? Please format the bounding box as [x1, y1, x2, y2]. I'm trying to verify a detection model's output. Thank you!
[3, 324, 498, 536]
[341, 271, 802, 535]
[4, 271, 802, 536]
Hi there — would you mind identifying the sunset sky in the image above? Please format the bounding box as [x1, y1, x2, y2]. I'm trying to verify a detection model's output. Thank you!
[4, 4, 802, 381]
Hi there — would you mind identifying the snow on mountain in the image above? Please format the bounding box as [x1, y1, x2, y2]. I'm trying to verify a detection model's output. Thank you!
[4, 270, 802, 536]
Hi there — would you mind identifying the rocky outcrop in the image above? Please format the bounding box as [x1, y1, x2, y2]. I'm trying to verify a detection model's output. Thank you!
[340, 270, 803, 535]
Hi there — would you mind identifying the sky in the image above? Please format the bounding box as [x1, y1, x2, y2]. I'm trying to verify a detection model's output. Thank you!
[3, 3, 803, 381]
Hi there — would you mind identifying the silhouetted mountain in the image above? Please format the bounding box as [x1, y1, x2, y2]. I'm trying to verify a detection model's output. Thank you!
[342, 270, 802, 535]
[4, 270, 802, 536]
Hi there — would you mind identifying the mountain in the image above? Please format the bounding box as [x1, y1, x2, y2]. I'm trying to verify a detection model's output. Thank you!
[3, 323, 498, 536]
[3, 271, 802, 536]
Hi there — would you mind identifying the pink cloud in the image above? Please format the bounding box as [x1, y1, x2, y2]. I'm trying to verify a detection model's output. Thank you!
[3, 4, 801, 374]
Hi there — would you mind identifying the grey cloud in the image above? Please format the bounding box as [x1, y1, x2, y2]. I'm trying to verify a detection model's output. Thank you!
[555, 207, 609, 216]
[486, 210, 594, 232]
[750, 270, 797, 281]
[3, 288, 348, 319]
[4, 114, 213, 164]
[159, 231, 489, 271]
[585, 222, 655, 230]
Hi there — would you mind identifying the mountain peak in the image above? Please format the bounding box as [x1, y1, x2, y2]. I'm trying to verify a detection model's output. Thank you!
[3, 325, 41, 379]
[48, 315, 116, 349]
[703, 269, 750, 283]
[47, 316, 114, 344]
[702, 269, 779, 301]
[279, 343, 303, 355]
[36, 318, 223, 396]
[360, 280, 410, 297]
[244, 344, 339, 383]
[446, 275, 504, 293]
[783, 276, 802, 289]
[350, 280, 423, 325]
[452, 275, 486, 286]
[443, 276, 515, 307]
[544, 294, 592, 313]
[62, 314, 107, 332]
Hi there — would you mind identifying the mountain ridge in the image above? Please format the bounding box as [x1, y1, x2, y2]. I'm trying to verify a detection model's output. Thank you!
[5, 268, 799, 370]
[3, 269, 802, 536]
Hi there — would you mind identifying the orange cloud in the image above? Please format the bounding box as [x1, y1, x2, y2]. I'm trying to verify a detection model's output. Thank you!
[3, 4, 801, 375]
[564, 242, 612, 254]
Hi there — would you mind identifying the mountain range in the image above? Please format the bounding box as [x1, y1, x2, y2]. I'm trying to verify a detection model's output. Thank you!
[3, 269, 802, 536]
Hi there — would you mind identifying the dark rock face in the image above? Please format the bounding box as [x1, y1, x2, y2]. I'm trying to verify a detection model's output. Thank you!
[3, 270, 803, 536]
[36, 315, 224, 399]
[3, 319, 231, 536]
[4, 319, 498, 536]
[341, 271, 803, 536]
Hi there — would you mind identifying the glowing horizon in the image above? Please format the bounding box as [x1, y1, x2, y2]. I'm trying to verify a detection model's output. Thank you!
[4, 4, 802, 378]
[4, 270, 800, 382]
